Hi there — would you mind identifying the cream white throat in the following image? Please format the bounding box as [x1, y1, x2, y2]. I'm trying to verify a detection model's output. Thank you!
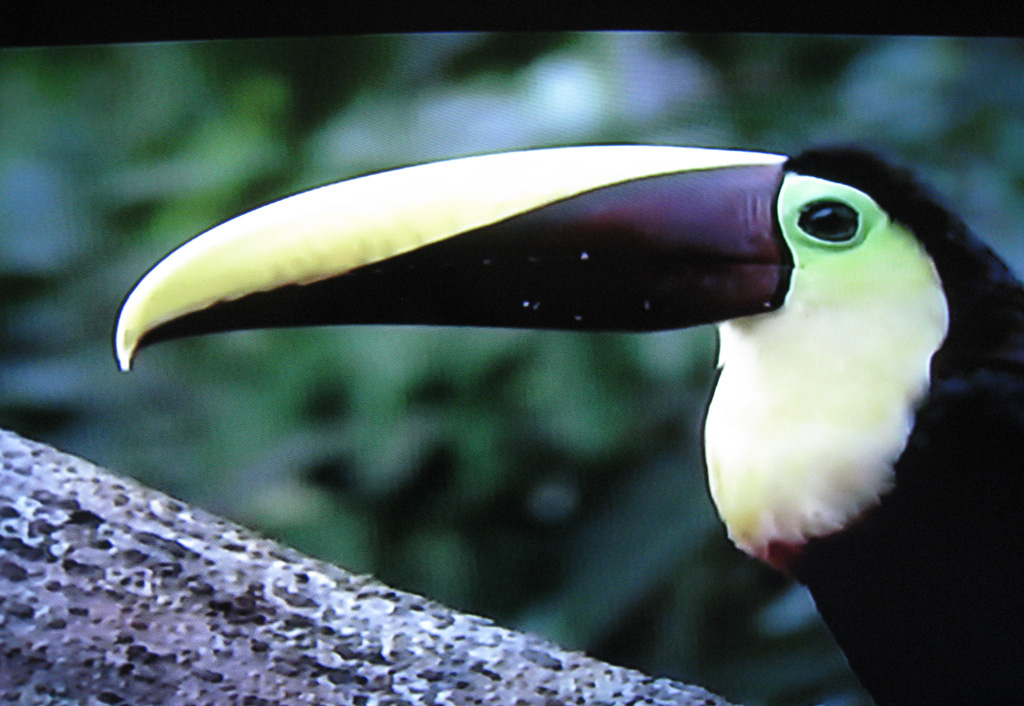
[703, 175, 949, 563]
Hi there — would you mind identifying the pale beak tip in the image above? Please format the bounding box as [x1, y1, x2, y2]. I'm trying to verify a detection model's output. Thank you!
[114, 320, 138, 373]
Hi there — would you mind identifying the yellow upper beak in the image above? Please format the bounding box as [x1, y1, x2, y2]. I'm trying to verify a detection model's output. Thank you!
[115, 145, 786, 371]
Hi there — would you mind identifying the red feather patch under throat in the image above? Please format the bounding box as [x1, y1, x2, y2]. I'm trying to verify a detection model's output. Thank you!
[760, 539, 807, 573]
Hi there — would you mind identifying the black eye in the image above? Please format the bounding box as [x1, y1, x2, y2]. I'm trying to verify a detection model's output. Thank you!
[798, 200, 860, 242]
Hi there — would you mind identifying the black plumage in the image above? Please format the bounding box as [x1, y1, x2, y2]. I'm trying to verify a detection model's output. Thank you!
[788, 149, 1024, 706]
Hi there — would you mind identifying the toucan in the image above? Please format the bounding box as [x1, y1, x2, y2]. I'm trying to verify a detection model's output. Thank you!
[114, 145, 1024, 706]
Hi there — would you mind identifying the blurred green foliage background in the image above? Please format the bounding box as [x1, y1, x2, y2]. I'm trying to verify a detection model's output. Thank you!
[2, 33, 1022, 706]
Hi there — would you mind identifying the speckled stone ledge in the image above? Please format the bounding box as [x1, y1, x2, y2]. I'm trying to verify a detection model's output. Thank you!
[0, 429, 736, 706]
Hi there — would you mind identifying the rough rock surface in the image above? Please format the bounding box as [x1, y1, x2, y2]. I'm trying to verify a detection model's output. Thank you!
[0, 429, 734, 706]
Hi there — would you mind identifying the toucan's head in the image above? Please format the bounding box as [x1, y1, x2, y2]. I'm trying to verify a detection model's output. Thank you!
[113, 145, 1021, 568]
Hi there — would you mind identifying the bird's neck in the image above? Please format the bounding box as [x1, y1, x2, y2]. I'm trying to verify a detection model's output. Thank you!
[704, 255, 948, 565]
[793, 368, 1024, 705]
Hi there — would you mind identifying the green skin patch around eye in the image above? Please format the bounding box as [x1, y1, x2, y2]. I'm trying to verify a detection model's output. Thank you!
[704, 174, 950, 564]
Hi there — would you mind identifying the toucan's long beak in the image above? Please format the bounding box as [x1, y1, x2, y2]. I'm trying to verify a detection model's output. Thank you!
[115, 146, 792, 370]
